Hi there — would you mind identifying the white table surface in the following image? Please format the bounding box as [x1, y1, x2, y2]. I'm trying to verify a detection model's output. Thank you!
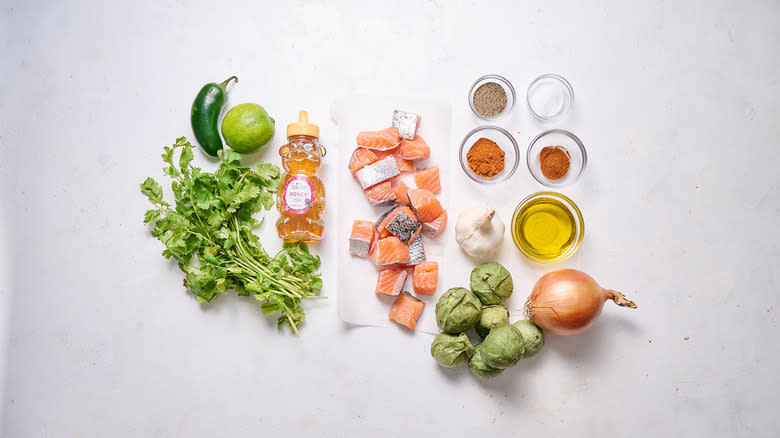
[2, 1, 779, 436]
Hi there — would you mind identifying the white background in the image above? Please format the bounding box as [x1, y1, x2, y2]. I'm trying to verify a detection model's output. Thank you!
[1, 0, 779, 436]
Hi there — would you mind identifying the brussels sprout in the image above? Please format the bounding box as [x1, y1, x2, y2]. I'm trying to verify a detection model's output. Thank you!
[470, 262, 513, 305]
[435, 287, 482, 334]
[513, 320, 545, 358]
[479, 323, 524, 369]
[430, 332, 474, 368]
[468, 344, 503, 378]
[476, 305, 510, 338]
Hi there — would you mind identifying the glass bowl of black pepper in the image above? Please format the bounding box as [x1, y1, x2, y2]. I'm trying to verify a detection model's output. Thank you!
[468, 74, 515, 120]
[459, 125, 520, 183]
[526, 129, 587, 188]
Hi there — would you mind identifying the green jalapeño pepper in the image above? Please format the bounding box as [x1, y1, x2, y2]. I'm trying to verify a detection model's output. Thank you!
[190, 76, 237, 157]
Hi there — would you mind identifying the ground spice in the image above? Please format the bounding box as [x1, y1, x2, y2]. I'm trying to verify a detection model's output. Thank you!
[539, 146, 570, 180]
[472, 82, 507, 118]
[467, 137, 505, 178]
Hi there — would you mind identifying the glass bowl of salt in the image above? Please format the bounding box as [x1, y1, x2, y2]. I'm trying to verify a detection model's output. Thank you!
[526, 74, 574, 122]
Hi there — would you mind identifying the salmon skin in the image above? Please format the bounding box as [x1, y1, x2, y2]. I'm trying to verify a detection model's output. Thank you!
[413, 261, 438, 295]
[404, 234, 426, 266]
[354, 156, 400, 189]
[364, 181, 396, 207]
[356, 127, 401, 151]
[375, 205, 415, 236]
[369, 236, 410, 266]
[383, 207, 421, 244]
[348, 147, 379, 174]
[374, 149, 415, 173]
[375, 267, 407, 296]
[349, 220, 375, 258]
[399, 135, 431, 160]
[414, 166, 441, 194]
[421, 210, 447, 239]
[388, 291, 425, 330]
[392, 110, 420, 140]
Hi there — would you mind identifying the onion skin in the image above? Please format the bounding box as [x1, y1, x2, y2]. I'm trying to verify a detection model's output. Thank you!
[525, 269, 637, 336]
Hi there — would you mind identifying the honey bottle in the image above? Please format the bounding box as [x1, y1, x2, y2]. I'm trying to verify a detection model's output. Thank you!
[276, 110, 326, 242]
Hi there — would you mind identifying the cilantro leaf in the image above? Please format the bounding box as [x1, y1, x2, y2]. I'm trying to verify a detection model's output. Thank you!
[141, 137, 323, 336]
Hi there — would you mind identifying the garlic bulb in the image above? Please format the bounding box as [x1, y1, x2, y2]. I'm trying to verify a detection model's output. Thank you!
[455, 206, 505, 257]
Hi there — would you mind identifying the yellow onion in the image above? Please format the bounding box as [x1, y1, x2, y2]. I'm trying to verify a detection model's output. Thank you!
[525, 269, 637, 336]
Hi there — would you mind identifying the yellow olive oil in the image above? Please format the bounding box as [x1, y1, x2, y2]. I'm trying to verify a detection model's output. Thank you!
[512, 195, 579, 262]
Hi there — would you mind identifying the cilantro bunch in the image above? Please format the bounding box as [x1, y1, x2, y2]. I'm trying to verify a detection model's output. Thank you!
[141, 137, 323, 336]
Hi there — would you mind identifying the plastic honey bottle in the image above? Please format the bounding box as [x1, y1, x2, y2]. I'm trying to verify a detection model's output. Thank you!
[276, 110, 326, 242]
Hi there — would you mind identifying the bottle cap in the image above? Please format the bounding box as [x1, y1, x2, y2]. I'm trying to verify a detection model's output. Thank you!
[286, 110, 319, 138]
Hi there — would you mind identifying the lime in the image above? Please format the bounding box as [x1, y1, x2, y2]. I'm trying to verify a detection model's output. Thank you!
[221, 103, 275, 154]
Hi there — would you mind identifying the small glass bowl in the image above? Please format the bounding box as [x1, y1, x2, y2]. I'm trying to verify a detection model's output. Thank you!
[527, 129, 587, 188]
[511, 191, 585, 264]
[468, 74, 516, 120]
[459, 125, 520, 183]
[526, 74, 574, 122]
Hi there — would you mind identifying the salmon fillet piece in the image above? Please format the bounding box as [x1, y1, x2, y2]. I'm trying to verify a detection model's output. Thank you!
[375, 267, 408, 296]
[421, 210, 447, 239]
[413, 261, 439, 295]
[388, 291, 425, 330]
[348, 147, 379, 174]
[364, 181, 396, 207]
[375, 148, 415, 173]
[407, 188, 443, 222]
[414, 166, 441, 194]
[356, 127, 401, 151]
[349, 220, 375, 258]
[399, 135, 431, 160]
[369, 236, 410, 266]
[394, 181, 411, 205]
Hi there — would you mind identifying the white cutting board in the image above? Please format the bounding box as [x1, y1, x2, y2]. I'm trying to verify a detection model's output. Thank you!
[331, 96, 455, 333]
[331, 96, 538, 334]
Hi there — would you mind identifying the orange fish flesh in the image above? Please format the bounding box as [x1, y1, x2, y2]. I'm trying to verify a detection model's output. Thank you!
[413, 261, 439, 295]
[388, 291, 425, 330]
[356, 127, 401, 151]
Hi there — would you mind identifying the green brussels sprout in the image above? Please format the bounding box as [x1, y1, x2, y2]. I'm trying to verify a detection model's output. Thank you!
[513, 320, 545, 358]
[476, 305, 510, 339]
[468, 344, 503, 378]
[435, 287, 482, 334]
[430, 332, 474, 368]
[479, 323, 524, 369]
[470, 262, 513, 305]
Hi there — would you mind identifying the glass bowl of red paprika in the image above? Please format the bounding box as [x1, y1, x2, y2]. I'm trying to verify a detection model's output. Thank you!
[459, 125, 520, 183]
[526, 129, 587, 188]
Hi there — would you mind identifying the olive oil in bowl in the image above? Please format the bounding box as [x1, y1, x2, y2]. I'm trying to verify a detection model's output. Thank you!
[511, 192, 584, 263]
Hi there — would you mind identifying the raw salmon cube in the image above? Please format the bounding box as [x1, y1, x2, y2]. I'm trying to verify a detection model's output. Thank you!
[356, 127, 401, 151]
[369, 236, 410, 266]
[388, 291, 425, 330]
[414, 166, 441, 194]
[407, 188, 443, 222]
[349, 220, 375, 258]
[413, 261, 439, 295]
[375, 267, 407, 296]
[399, 135, 431, 160]
[364, 181, 396, 207]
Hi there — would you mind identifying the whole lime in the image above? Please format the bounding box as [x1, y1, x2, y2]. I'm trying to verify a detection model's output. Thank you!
[221, 103, 275, 154]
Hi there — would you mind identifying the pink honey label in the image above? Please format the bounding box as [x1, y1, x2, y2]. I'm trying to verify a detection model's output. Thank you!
[282, 175, 315, 214]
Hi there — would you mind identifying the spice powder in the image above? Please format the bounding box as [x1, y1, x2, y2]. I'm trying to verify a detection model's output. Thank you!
[539, 146, 570, 180]
[472, 82, 507, 118]
[467, 138, 505, 178]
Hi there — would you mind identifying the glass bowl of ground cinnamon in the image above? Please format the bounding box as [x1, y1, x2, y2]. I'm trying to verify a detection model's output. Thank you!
[526, 129, 587, 187]
[459, 125, 520, 183]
